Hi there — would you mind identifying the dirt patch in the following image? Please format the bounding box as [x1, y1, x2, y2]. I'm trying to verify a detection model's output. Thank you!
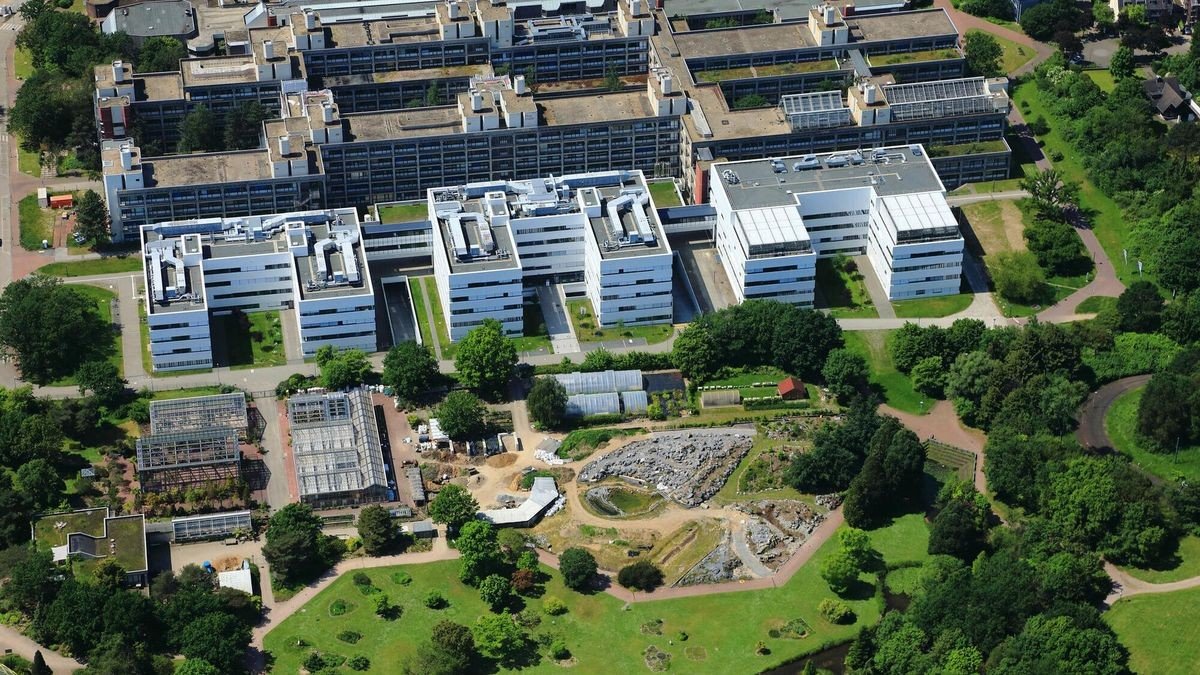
[960, 200, 1027, 262]
[527, 513, 658, 571]
[486, 453, 517, 468]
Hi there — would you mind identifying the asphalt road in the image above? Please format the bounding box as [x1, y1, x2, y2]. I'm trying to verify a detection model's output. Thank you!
[1076, 374, 1152, 452]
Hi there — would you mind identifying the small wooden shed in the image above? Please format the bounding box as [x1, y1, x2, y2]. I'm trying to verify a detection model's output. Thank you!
[777, 377, 808, 400]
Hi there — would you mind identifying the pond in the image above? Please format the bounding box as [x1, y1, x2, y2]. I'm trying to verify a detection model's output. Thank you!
[582, 485, 664, 518]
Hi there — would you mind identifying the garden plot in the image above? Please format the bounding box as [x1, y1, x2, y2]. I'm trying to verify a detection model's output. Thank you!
[578, 429, 755, 507]
[731, 499, 833, 571]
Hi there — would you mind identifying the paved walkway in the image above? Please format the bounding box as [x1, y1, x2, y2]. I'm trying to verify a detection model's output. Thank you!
[1104, 562, 1200, 607]
[1076, 374, 1151, 452]
[0, 625, 81, 674]
[881, 400, 988, 493]
[854, 254, 896, 319]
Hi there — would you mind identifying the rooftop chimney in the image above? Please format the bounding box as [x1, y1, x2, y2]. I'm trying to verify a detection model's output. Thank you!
[823, 4, 835, 24]
[471, 91, 484, 112]
[322, 103, 335, 123]
[514, 74, 527, 95]
[447, 0, 460, 19]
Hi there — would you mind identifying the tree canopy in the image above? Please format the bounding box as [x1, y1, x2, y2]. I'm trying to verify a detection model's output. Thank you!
[357, 504, 398, 556]
[454, 320, 518, 400]
[436, 390, 486, 440]
[383, 341, 440, 403]
[316, 346, 373, 390]
[558, 547, 598, 591]
[526, 377, 567, 429]
[0, 276, 113, 384]
[428, 483, 479, 533]
[964, 31, 1003, 78]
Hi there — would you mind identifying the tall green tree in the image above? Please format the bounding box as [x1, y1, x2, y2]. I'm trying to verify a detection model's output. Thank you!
[30, 651, 50, 675]
[74, 190, 110, 245]
[478, 574, 513, 612]
[436, 390, 486, 440]
[263, 503, 335, 584]
[177, 105, 222, 153]
[1116, 280, 1164, 333]
[316, 346, 373, 390]
[179, 612, 251, 674]
[1109, 45, 1135, 80]
[964, 31, 1003, 78]
[428, 483, 479, 533]
[472, 614, 527, 664]
[526, 377, 567, 429]
[15, 459, 62, 512]
[357, 504, 397, 556]
[558, 547, 598, 591]
[992, 251, 1047, 304]
[382, 341, 439, 403]
[1020, 169, 1079, 221]
[456, 520, 500, 585]
[222, 101, 267, 151]
[136, 36, 185, 73]
[454, 320, 517, 400]
[74, 360, 126, 405]
[929, 481, 992, 561]
[821, 348, 869, 402]
[0, 276, 111, 384]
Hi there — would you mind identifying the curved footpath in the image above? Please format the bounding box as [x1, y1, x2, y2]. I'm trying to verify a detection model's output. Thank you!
[1075, 374, 1151, 452]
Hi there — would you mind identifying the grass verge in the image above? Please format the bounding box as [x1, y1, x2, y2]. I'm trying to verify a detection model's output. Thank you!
[814, 258, 878, 319]
[648, 180, 682, 207]
[843, 331, 927, 414]
[1076, 295, 1117, 314]
[965, 28, 1033, 74]
[18, 194, 53, 250]
[1119, 535, 1200, 584]
[421, 277, 456, 358]
[40, 256, 143, 277]
[891, 294, 973, 319]
[566, 298, 674, 345]
[1107, 386, 1200, 482]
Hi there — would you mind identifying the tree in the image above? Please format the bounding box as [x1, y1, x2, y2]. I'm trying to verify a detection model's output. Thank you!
[383, 341, 439, 403]
[74, 190, 109, 245]
[1116, 281, 1163, 333]
[456, 520, 501, 585]
[432, 620, 476, 664]
[510, 568, 536, 594]
[473, 614, 526, 663]
[604, 65, 622, 91]
[4, 546, 58, 613]
[478, 574, 513, 611]
[373, 592, 400, 619]
[517, 550, 539, 572]
[929, 482, 992, 561]
[1019, 0, 1084, 41]
[74, 360, 126, 405]
[670, 322, 720, 381]
[357, 504, 397, 556]
[821, 348, 869, 401]
[1021, 169, 1079, 220]
[992, 251, 1046, 304]
[316, 346, 373, 390]
[1110, 45, 1135, 80]
[0, 276, 112, 384]
[177, 105, 222, 153]
[15, 459, 62, 512]
[617, 560, 664, 591]
[1163, 292, 1200, 344]
[1024, 219, 1085, 276]
[910, 356, 946, 398]
[218, 101, 266, 151]
[820, 549, 860, 595]
[425, 81, 442, 106]
[263, 503, 332, 584]
[526, 377, 567, 429]
[454, 319, 517, 400]
[179, 612, 251, 674]
[136, 36, 185, 73]
[1136, 372, 1194, 449]
[428, 483, 479, 533]
[964, 31, 1003, 78]
[1093, 0, 1115, 31]
[558, 547, 598, 591]
[174, 660, 220, 675]
[1053, 29, 1083, 58]
[30, 651, 50, 675]
[990, 613, 1129, 674]
[436, 390, 486, 440]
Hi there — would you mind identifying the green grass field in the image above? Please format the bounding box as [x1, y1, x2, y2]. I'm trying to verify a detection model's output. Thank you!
[1120, 535, 1200, 584]
[18, 195, 53, 250]
[377, 202, 429, 223]
[1084, 69, 1117, 93]
[18, 146, 41, 177]
[213, 311, 286, 369]
[407, 278, 436, 351]
[1107, 585, 1200, 675]
[1107, 387, 1200, 482]
[39, 257, 143, 277]
[843, 331, 927, 414]
[870, 49, 961, 66]
[647, 180, 682, 207]
[996, 284, 1075, 318]
[13, 47, 33, 81]
[1012, 79, 1138, 286]
[265, 515, 930, 674]
[814, 259, 878, 319]
[421, 277, 457, 358]
[966, 29, 1033, 75]
[566, 298, 674, 345]
[511, 303, 553, 354]
[1076, 295, 1117, 314]
[891, 294, 973, 319]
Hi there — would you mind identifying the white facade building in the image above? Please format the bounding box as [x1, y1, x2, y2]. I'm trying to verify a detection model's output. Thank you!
[141, 208, 376, 372]
[428, 170, 672, 340]
[711, 146, 963, 304]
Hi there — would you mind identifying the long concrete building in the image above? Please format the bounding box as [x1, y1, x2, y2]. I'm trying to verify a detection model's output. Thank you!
[711, 144, 964, 306]
[96, 0, 1011, 242]
[141, 207, 376, 371]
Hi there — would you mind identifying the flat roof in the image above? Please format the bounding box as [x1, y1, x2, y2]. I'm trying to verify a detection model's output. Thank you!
[180, 55, 258, 87]
[108, 0, 195, 38]
[138, 72, 185, 100]
[344, 107, 461, 141]
[714, 145, 944, 211]
[289, 390, 388, 499]
[479, 477, 560, 526]
[144, 150, 271, 186]
[326, 16, 443, 48]
[586, 180, 670, 260]
[436, 201, 520, 274]
[850, 9, 957, 42]
[324, 63, 487, 86]
[673, 23, 815, 58]
[875, 191, 959, 235]
[294, 221, 374, 300]
[540, 90, 654, 126]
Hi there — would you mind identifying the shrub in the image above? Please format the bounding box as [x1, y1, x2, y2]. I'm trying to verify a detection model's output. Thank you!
[348, 655, 370, 671]
[328, 599, 349, 616]
[543, 596, 568, 616]
[391, 570, 412, 586]
[818, 598, 856, 625]
[551, 641, 571, 660]
[424, 590, 448, 609]
[617, 560, 665, 591]
[336, 630, 363, 644]
[303, 652, 327, 671]
[352, 572, 372, 586]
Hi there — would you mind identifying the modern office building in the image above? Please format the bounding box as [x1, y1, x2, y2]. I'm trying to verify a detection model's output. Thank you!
[428, 169, 672, 340]
[711, 144, 964, 305]
[96, 0, 1013, 242]
[141, 207, 376, 371]
[287, 389, 389, 508]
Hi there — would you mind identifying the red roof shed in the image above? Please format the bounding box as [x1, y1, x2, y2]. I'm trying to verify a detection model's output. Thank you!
[777, 377, 807, 400]
[49, 194, 74, 209]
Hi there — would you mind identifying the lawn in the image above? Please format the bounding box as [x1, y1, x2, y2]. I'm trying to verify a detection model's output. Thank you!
[925, 139, 1009, 158]
[1012, 79, 1137, 286]
[32, 509, 146, 575]
[869, 49, 961, 66]
[1107, 585, 1200, 675]
[18, 194, 54, 250]
[421, 277, 456, 358]
[407, 278, 436, 351]
[212, 311, 286, 369]
[18, 146, 41, 177]
[814, 258, 878, 318]
[566, 298, 674, 345]
[647, 180, 682, 207]
[1107, 387, 1200, 483]
[264, 514, 930, 674]
[891, 294, 973, 319]
[151, 386, 228, 401]
[1084, 69, 1117, 93]
[47, 285, 123, 385]
[959, 198, 1025, 263]
[965, 29, 1033, 75]
[1076, 295, 1117, 314]
[511, 302, 553, 354]
[40, 256, 143, 277]
[995, 284, 1075, 318]
[13, 47, 33, 80]
[843, 331, 927, 414]
[1120, 535, 1200, 584]
[377, 202, 429, 223]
